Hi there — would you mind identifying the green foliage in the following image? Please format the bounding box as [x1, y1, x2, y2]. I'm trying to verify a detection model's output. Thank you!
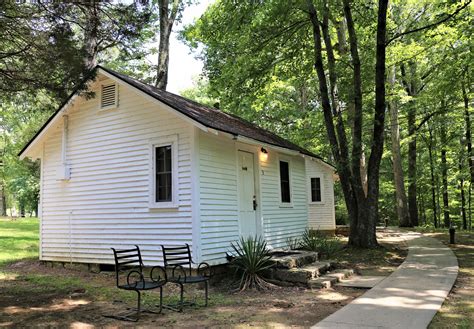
[1, 2, 158, 213]
[230, 236, 274, 291]
[299, 230, 342, 259]
[184, 0, 473, 232]
[299, 229, 320, 252]
[180, 76, 219, 107]
[1, 92, 56, 215]
[285, 236, 301, 250]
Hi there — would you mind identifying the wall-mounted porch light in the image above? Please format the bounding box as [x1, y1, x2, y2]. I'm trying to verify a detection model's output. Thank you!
[260, 147, 268, 162]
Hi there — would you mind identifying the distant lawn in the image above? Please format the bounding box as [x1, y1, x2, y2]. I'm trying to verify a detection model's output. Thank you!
[0, 217, 39, 267]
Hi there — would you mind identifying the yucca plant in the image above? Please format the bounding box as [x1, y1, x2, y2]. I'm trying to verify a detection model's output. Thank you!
[299, 229, 342, 259]
[299, 229, 320, 252]
[230, 236, 274, 291]
[285, 236, 301, 250]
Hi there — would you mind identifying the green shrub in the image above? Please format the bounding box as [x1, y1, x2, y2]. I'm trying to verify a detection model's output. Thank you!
[285, 236, 301, 250]
[230, 236, 274, 291]
[299, 229, 342, 259]
[318, 236, 342, 259]
[299, 229, 320, 252]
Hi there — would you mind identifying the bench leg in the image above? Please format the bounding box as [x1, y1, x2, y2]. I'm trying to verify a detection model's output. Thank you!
[103, 290, 141, 322]
[158, 286, 163, 313]
[179, 282, 184, 312]
[104, 289, 163, 322]
[205, 281, 209, 307]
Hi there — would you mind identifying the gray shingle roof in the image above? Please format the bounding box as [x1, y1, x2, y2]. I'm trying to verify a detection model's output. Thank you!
[99, 66, 330, 163]
[20, 65, 333, 168]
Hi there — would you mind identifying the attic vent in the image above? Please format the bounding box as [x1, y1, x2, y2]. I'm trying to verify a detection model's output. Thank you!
[100, 83, 118, 110]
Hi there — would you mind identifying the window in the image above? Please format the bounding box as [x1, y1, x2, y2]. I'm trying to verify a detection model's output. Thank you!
[100, 83, 118, 110]
[155, 146, 172, 202]
[279, 160, 291, 203]
[149, 135, 178, 208]
[311, 177, 322, 202]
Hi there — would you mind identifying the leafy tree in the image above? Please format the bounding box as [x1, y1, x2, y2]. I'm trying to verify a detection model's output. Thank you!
[1, 1, 158, 215]
[184, 0, 472, 243]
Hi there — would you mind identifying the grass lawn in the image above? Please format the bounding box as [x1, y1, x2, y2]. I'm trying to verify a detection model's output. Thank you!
[0, 217, 39, 267]
[0, 217, 407, 328]
[420, 230, 474, 329]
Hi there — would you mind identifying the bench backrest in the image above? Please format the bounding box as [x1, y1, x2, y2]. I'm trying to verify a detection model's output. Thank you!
[111, 245, 144, 287]
[161, 244, 192, 273]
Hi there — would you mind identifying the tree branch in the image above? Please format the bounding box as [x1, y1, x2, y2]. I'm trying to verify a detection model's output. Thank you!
[386, 0, 471, 45]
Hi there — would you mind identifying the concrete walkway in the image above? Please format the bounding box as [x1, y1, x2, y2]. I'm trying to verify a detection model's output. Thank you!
[313, 232, 458, 329]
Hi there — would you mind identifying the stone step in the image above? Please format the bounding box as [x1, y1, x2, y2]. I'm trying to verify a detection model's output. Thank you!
[272, 261, 333, 284]
[308, 269, 354, 289]
[336, 275, 386, 289]
[269, 250, 319, 269]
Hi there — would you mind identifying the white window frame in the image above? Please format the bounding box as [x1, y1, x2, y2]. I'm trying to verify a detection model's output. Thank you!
[149, 135, 179, 209]
[308, 175, 325, 204]
[277, 155, 293, 208]
[98, 82, 119, 111]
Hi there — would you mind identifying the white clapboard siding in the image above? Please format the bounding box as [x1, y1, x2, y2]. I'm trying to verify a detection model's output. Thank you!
[40, 77, 194, 265]
[198, 132, 240, 264]
[305, 158, 336, 231]
[260, 151, 308, 248]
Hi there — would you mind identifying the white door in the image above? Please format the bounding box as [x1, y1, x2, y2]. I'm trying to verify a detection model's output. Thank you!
[238, 151, 258, 238]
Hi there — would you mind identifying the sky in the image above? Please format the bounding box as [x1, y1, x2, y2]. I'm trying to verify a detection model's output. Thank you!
[165, 1, 213, 94]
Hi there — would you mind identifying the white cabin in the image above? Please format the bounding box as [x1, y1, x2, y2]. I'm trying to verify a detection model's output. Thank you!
[19, 66, 336, 266]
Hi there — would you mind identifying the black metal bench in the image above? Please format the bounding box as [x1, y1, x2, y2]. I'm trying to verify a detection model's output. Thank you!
[161, 244, 211, 311]
[106, 245, 167, 321]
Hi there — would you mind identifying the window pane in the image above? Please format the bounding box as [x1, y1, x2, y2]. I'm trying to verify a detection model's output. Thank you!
[311, 177, 321, 202]
[155, 146, 172, 202]
[280, 161, 291, 203]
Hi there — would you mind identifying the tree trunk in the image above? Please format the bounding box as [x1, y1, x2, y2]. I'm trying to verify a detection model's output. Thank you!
[462, 79, 472, 229]
[306, 0, 387, 248]
[469, 183, 472, 230]
[460, 171, 467, 230]
[388, 66, 411, 227]
[440, 119, 450, 227]
[84, 3, 100, 70]
[0, 184, 6, 217]
[342, 0, 378, 247]
[19, 202, 25, 218]
[307, 0, 359, 244]
[156, 0, 180, 90]
[365, 0, 389, 244]
[428, 127, 438, 228]
[401, 63, 419, 226]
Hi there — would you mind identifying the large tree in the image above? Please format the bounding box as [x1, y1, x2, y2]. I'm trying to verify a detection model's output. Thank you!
[185, 0, 392, 247]
[184, 0, 472, 243]
[1, 1, 156, 215]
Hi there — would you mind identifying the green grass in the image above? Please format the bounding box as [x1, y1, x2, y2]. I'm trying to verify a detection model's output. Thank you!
[0, 217, 39, 267]
[0, 216, 233, 308]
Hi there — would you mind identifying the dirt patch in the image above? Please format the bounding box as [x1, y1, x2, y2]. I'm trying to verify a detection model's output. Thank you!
[0, 261, 362, 328]
[0, 230, 408, 328]
[332, 229, 409, 276]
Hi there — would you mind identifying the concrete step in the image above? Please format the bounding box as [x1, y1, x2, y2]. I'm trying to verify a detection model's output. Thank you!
[272, 261, 333, 284]
[308, 269, 354, 289]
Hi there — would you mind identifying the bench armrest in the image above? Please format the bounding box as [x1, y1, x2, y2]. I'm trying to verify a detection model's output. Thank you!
[150, 265, 167, 284]
[126, 270, 145, 288]
[197, 262, 212, 278]
[171, 264, 187, 282]
[150, 266, 168, 283]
